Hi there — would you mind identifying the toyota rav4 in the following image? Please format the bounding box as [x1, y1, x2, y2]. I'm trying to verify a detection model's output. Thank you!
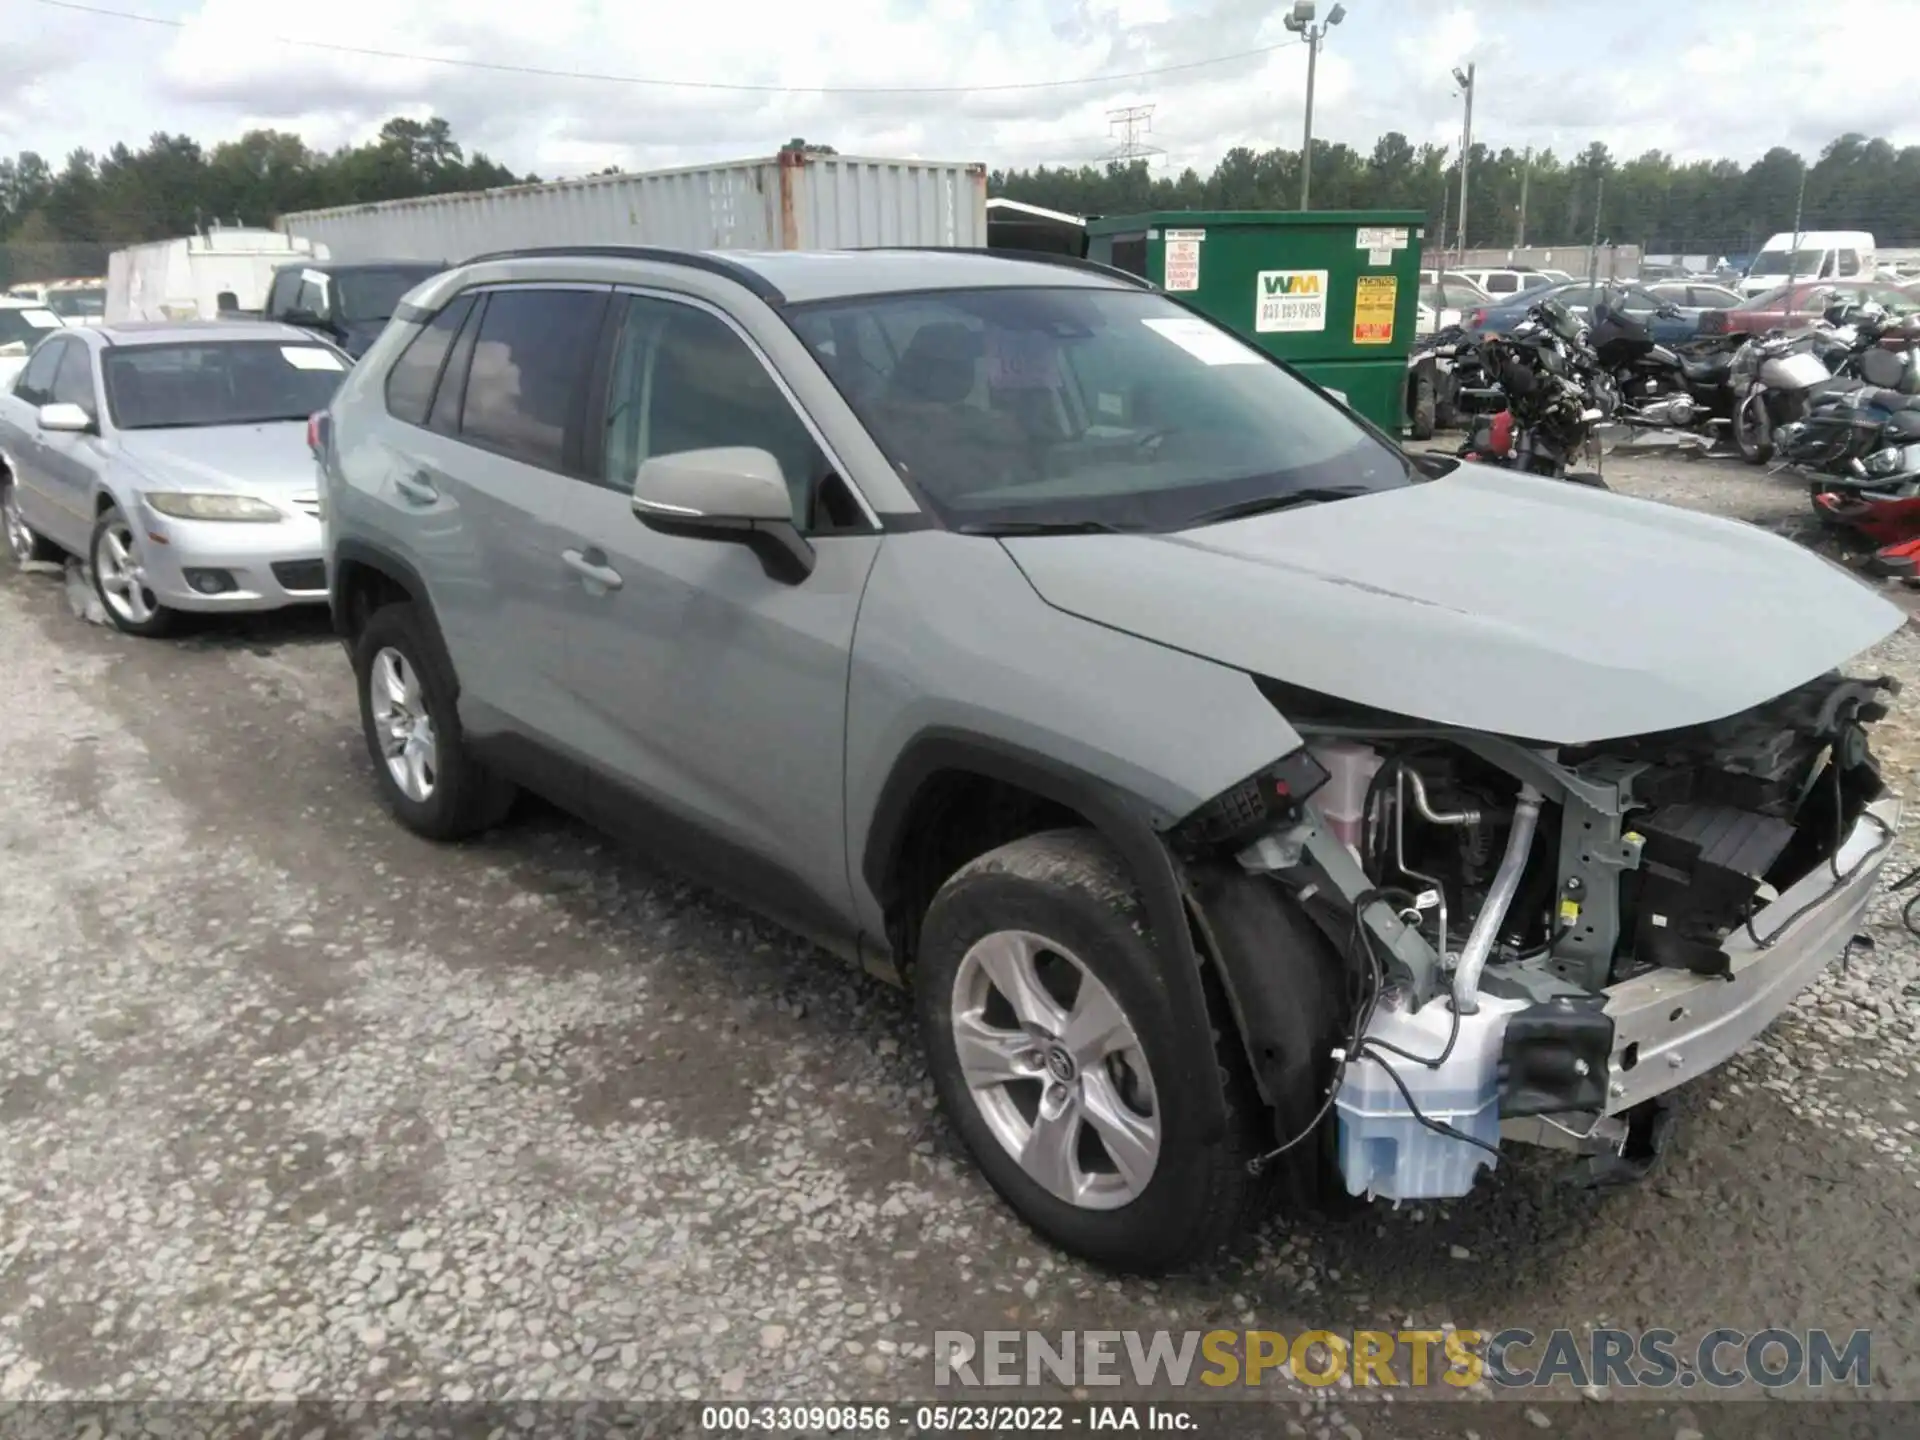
[317, 246, 1904, 1272]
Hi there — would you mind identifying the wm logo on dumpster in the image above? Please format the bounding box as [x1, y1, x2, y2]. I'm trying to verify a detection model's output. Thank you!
[1254, 269, 1329, 334]
[1261, 272, 1323, 296]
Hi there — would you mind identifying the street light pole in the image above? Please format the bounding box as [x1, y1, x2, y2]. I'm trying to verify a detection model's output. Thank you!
[1452, 63, 1475, 262]
[1284, 1, 1346, 210]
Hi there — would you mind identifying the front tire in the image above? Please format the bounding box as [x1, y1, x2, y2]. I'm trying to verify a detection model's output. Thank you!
[914, 829, 1265, 1272]
[2, 475, 61, 567]
[1734, 395, 1772, 464]
[90, 505, 175, 637]
[353, 602, 515, 840]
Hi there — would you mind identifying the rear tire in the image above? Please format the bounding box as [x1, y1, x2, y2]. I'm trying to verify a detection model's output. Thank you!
[914, 829, 1269, 1272]
[1408, 370, 1437, 441]
[354, 602, 515, 840]
[2, 475, 61, 567]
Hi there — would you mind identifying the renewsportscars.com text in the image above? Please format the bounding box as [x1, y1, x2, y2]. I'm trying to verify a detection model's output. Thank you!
[934, 1327, 1872, 1391]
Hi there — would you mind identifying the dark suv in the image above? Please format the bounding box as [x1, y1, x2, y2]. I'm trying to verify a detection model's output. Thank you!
[264, 260, 446, 358]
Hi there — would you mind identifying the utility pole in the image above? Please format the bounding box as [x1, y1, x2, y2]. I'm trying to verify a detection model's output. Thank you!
[1784, 160, 1808, 323]
[1284, 1, 1346, 210]
[1587, 173, 1604, 284]
[1452, 63, 1475, 262]
[1515, 145, 1531, 248]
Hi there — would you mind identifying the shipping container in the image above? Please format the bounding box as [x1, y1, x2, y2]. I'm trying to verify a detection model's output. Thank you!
[279, 149, 988, 264]
[1086, 209, 1427, 434]
[106, 228, 325, 323]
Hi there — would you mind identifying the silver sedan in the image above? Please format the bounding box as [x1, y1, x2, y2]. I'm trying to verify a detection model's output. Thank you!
[0, 319, 349, 636]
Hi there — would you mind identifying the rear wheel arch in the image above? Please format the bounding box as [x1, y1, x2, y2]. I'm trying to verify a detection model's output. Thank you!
[861, 731, 1229, 1142]
[329, 540, 456, 691]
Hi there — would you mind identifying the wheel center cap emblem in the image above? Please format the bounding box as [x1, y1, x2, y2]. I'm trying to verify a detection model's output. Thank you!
[1044, 1045, 1077, 1083]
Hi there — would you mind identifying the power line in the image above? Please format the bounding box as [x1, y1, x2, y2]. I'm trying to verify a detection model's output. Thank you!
[34, 0, 1305, 97]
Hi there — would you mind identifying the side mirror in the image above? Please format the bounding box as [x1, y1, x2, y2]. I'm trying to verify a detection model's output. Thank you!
[37, 401, 93, 434]
[632, 446, 814, 583]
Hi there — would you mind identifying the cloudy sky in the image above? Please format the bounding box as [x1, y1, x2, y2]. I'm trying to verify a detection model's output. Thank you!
[5, 0, 1918, 181]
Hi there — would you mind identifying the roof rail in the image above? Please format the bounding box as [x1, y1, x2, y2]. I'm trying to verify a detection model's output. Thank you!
[855, 245, 1155, 290]
[455, 245, 787, 303]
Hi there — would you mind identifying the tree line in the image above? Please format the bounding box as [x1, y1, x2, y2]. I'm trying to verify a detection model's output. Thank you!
[5, 115, 1916, 286]
[991, 132, 1920, 257]
[0, 117, 527, 285]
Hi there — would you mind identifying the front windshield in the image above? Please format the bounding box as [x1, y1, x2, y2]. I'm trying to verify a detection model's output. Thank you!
[336, 268, 438, 324]
[1750, 248, 1824, 277]
[786, 286, 1408, 531]
[103, 341, 348, 430]
[47, 288, 104, 318]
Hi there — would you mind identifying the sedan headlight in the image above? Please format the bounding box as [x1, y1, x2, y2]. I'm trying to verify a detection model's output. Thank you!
[144, 492, 283, 522]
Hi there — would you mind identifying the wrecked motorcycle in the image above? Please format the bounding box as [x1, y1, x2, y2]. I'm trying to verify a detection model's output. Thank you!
[1777, 337, 1920, 479]
[1730, 302, 1901, 464]
[1590, 305, 1742, 437]
[1454, 300, 1614, 484]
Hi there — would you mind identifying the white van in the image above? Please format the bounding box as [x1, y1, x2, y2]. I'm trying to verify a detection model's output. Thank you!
[1738, 231, 1876, 297]
[104, 228, 326, 323]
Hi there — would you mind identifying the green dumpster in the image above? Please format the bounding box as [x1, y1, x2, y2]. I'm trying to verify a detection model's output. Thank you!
[1084, 209, 1427, 435]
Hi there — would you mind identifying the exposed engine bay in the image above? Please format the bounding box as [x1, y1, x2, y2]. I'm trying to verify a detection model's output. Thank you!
[1176, 670, 1901, 1204]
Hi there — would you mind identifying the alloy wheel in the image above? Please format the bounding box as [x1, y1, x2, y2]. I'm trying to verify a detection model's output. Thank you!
[949, 929, 1160, 1210]
[94, 519, 157, 625]
[369, 646, 438, 803]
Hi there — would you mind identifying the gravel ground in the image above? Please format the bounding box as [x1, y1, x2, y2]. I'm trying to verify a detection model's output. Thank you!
[2, 450, 1918, 1437]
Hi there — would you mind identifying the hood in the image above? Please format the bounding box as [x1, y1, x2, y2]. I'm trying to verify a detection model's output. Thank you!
[1001, 465, 1903, 744]
[116, 423, 318, 499]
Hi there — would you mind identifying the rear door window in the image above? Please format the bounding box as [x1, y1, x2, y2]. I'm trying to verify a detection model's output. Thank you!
[295, 272, 329, 318]
[457, 286, 608, 474]
[265, 268, 302, 318]
[384, 294, 475, 426]
[1838, 250, 1862, 278]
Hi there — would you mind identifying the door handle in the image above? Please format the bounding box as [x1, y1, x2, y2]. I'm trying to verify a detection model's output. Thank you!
[394, 472, 438, 505]
[562, 548, 623, 591]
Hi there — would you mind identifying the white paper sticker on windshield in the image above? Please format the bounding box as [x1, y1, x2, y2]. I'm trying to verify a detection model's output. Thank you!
[22, 309, 61, 329]
[1141, 317, 1263, 366]
[281, 346, 345, 371]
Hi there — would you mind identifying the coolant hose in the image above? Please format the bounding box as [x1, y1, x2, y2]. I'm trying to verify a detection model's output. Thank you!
[1451, 783, 1546, 1014]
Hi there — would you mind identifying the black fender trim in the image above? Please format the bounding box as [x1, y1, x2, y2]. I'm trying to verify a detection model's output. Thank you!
[864, 730, 1227, 1142]
[327, 538, 462, 700]
[1181, 864, 1346, 1111]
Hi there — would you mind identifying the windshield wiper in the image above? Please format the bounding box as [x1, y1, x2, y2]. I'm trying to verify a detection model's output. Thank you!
[956, 518, 1141, 536]
[1182, 486, 1375, 528]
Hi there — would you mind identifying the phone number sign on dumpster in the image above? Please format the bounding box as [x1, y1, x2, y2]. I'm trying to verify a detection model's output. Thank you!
[1255, 269, 1328, 333]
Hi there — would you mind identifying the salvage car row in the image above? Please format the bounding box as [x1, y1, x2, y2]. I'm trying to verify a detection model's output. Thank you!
[0, 245, 1908, 1274]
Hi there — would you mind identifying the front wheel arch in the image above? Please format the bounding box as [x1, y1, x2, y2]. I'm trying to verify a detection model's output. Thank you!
[862, 732, 1227, 1143]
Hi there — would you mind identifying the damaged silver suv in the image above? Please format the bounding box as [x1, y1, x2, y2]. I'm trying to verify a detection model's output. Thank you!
[318, 246, 1904, 1271]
